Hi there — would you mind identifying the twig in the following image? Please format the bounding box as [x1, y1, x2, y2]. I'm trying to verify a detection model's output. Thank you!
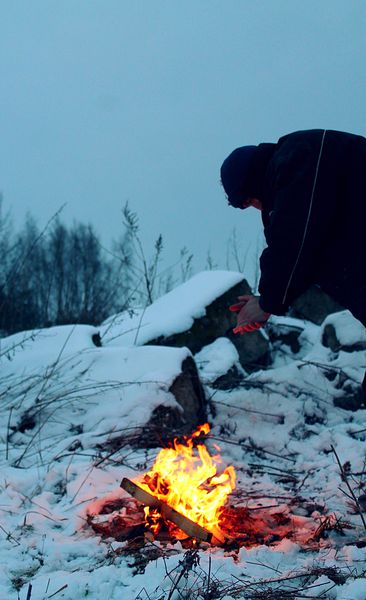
[24, 510, 67, 524]
[0, 523, 20, 546]
[48, 584, 68, 598]
[298, 359, 361, 385]
[135, 588, 152, 600]
[331, 444, 366, 531]
[210, 435, 297, 462]
[247, 504, 282, 511]
[5, 406, 13, 460]
[0, 331, 40, 361]
[70, 464, 95, 504]
[248, 462, 301, 475]
[94, 446, 129, 468]
[206, 553, 211, 598]
[13, 325, 79, 467]
[212, 399, 284, 421]
[248, 468, 298, 481]
[296, 470, 314, 493]
[245, 559, 282, 574]
[166, 550, 199, 600]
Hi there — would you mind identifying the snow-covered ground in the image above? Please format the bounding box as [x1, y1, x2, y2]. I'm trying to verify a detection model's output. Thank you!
[1, 271, 366, 599]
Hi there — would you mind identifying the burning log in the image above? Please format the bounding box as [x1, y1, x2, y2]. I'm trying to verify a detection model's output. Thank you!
[121, 477, 226, 544]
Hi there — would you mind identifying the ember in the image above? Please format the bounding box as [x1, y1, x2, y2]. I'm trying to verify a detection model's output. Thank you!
[124, 423, 236, 541]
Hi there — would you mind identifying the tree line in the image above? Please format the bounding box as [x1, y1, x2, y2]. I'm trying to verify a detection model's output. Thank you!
[0, 201, 192, 336]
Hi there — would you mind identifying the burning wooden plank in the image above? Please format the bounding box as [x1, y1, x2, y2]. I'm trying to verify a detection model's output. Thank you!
[121, 477, 226, 544]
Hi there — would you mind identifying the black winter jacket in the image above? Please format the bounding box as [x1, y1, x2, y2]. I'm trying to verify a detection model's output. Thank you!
[253, 129, 366, 327]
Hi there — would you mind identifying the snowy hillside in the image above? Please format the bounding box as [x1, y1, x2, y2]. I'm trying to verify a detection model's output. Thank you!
[1, 271, 366, 599]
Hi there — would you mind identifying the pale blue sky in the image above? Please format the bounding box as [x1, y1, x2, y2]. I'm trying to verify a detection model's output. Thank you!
[1, 1, 366, 280]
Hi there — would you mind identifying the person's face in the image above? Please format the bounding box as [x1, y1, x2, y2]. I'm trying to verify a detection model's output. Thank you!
[243, 197, 262, 211]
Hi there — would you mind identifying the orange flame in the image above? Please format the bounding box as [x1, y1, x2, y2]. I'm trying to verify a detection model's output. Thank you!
[134, 423, 236, 534]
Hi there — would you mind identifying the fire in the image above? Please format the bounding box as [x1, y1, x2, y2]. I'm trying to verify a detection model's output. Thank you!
[134, 423, 236, 535]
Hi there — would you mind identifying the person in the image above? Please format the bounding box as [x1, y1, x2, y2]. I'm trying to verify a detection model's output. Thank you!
[220, 129, 366, 340]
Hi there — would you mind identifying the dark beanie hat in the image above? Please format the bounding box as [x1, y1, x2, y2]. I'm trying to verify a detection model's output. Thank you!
[220, 145, 257, 208]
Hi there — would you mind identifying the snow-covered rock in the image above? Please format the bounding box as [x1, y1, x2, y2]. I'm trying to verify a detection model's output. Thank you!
[101, 270, 270, 371]
[101, 271, 247, 346]
[322, 310, 366, 352]
[1, 332, 207, 465]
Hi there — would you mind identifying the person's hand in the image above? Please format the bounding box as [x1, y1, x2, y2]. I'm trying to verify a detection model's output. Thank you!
[229, 295, 270, 334]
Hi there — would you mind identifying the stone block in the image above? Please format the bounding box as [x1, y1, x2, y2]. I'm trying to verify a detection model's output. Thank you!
[290, 285, 344, 325]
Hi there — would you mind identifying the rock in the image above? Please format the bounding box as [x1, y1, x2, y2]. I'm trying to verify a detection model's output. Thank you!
[321, 311, 366, 352]
[97, 353, 208, 449]
[100, 271, 247, 348]
[145, 355, 207, 439]
[322, 324, 341, 352]
[226, 326, 270, 373]
[100, 271, 270, 371]
[148, 278, 251, 352]
[324, 368, 366, 411]
[333, 387, 365, 411]
[167, 356, 207, 427]
[322, 312, 366, 409]
[144, 356, 207, 447]
[211, 364, 245, 390]
[265, 317, 305, 354]
[289, 285, 344, 325]
[195, 337, 241, 382]
[101, 271, 271, 372]
[148, 278, 270, 372]
[92, 332, 102, 347]
[194, 337, 245, 390]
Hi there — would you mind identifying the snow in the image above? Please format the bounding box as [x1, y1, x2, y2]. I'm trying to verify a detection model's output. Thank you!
[1, 270, 366, 599]
[339, 579, 366, 599]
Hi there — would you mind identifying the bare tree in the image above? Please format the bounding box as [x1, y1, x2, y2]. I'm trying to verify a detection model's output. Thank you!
[0, 199, 195, 335]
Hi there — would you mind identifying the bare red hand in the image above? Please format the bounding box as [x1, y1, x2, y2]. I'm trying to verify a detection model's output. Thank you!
[229, 302, 247, 313]
[229, 295, 270, 335]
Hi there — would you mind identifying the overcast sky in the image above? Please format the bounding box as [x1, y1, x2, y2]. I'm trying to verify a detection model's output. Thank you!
[1, 1, 366, 283]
